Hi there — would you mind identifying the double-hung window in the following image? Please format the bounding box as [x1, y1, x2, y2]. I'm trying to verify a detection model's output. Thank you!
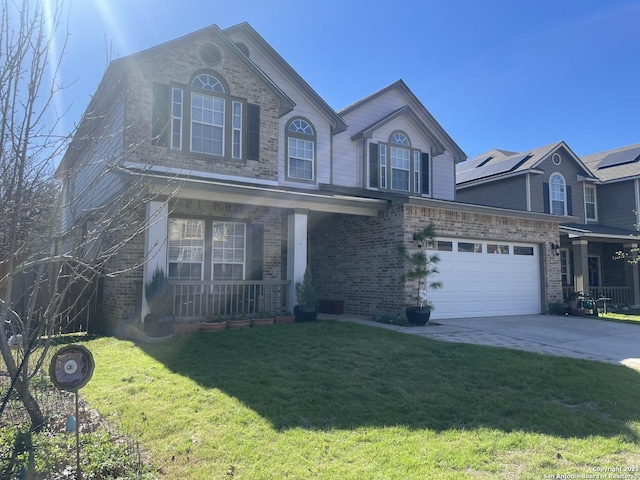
[369, 131, 429, 195]
[550, 173, 567, 215]
[584, 185, 597, 221]
[155, 72, 260, 161]
[286, 118, 315, 181]
[168, 218, 205, 280]
[212, 221, 246, 280]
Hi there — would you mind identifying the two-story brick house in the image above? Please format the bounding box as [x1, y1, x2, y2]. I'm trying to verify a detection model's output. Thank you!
[457, 141, 640, 307]
[55, 23, 563, 332]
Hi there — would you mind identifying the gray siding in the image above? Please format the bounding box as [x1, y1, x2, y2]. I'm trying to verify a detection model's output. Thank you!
[530, 155, 585, 219]
[598, 181, 636, 230]
[456, 175, 528, 210]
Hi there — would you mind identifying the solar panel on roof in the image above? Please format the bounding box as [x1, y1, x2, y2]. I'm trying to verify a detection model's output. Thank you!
[596, 145, 640, 169]
[457, 153, 532, 183]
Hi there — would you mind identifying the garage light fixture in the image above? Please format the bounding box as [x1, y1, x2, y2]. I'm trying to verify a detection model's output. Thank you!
[549, 242, 560, 256]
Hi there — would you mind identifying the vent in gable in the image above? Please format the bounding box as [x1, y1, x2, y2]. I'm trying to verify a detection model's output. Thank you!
[200, 43, 222, 66]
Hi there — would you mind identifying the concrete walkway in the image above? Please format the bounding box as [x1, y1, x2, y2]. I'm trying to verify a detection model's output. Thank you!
[325, 313, 640, 368]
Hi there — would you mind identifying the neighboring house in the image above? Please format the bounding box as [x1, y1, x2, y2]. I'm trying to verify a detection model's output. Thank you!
[55, 23, 563, 332]
[457, 141, 640, 307]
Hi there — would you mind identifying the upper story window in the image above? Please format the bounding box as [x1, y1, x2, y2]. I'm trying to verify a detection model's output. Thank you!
[152, 72, 260, 162]
[550, 173, 567, 215]
[190, 74, 227, 156]
[368, 131, 430, 195]
[390, 133, 410, 191]
[584, 184, 597, 221]
[286, 118, 315, 181]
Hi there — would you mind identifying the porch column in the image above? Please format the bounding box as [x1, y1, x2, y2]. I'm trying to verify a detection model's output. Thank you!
[624, 243, 640, 306]
[287, 209, 309, 312]
[572, 239, 589, 293]
[142, 200, 169, 319]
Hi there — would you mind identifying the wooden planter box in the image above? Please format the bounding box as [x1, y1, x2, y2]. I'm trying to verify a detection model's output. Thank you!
[201, 322, 227, 331]
[252, 317, 274, 327]
[174, 322, 201, 334]
[318, 299, 344, 315]
[274, 315, 295, 324]
[227, 319, 251, 329]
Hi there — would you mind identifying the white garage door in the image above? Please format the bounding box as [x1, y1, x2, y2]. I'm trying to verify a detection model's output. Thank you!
[427, 238, 541, 320]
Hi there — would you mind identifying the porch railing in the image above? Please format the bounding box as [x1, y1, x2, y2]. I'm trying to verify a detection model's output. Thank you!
[563, 286, 631, 307]
[170, 280, 291, 319]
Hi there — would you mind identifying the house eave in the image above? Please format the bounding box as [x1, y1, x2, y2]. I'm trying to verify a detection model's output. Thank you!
[128, 169, 388, 217]
[456, 168, 544, 189]
[405, 196, 575, 224]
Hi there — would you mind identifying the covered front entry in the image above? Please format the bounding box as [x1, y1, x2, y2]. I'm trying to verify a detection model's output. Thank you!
[428, 238, 542, 319]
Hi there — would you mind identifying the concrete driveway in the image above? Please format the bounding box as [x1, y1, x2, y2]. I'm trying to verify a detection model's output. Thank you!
[335, 314, 640, 368]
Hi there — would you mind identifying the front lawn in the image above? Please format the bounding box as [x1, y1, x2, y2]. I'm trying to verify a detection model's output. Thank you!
[74, 320, 640, 479]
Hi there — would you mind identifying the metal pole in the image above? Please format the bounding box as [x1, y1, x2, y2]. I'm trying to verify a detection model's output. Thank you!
[75, 391, 81, 480]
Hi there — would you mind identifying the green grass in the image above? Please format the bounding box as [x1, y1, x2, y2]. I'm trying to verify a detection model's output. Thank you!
[598, 311, 640, 325]
[77, 320, 640, 479]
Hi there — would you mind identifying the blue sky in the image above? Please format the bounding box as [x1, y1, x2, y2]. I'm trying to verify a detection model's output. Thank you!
[58, 0, 640, 159]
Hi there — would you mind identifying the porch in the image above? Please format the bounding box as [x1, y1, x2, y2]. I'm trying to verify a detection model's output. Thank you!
[562, 286, 631, 310]
[170, 280, 291, 319]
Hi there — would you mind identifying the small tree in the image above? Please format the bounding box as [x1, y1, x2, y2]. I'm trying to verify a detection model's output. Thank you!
[397, 223, 442, 310]
[295, 267, 317, 307]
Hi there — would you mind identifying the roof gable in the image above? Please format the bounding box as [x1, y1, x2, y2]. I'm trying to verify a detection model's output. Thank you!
[340, 80, 466, 162]
[457, 141, 596, 186]
[223, 22, 347, 134]
[113, 23, 295, 117]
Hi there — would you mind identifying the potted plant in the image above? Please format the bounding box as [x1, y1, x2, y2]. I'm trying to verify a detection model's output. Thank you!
[294, 267, 318, 322]
[565, 290, 578, 309]
[144, 266, 175, 336]
[200, 315, 227, 331]
[227, 313, 252, 329]
[397, 224, 442, 325]
[252, 311, 275, 326]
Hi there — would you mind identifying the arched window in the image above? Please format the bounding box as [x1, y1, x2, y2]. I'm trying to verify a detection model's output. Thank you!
[190, 74, 227, 156]
[191, 74, 225, 92]
[286, 118, 315, 181]
[390, 132, 411, 191]
[550, 173, 566, 215]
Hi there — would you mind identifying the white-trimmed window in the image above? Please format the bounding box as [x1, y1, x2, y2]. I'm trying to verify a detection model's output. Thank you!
[379, 144, 387, 189]
[390, 132, 410, 191]
[286, 118, 315, 181]
[155, 72, 261, 161]
[171, 88, 183, 150]
[584, 185, 597, 221]
[369, 132, 428, 195]
[212, 221, 246, 280]
[550, 173, 567, 215]
[168, 218, 205, 280]
[232, 101, 242, 159]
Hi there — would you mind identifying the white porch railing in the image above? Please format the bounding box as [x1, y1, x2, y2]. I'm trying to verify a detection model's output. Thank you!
[563, 286, 631, 307]
[171, 280, 291, 319]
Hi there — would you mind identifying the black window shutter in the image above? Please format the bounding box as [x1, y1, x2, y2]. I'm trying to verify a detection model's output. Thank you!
[248, 223, 264, 280]
[151, 83, 170, 147]
[543, 182, 550, 213]
[566, 185, 572, 216]
[369, 143, 379, 188]
[246, 104, 260, 160]
[421, 153, 430, 194]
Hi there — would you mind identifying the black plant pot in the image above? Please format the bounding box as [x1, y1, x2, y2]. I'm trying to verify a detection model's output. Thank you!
[294, 305, 318, 322]
[405, 307, 431, 326]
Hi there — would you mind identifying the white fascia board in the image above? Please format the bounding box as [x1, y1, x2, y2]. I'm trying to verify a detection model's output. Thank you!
[123, 162, 279, 187]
